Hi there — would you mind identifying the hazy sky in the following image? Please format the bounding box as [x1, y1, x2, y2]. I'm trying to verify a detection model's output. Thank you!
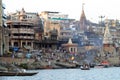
[2, 0, 120, 23]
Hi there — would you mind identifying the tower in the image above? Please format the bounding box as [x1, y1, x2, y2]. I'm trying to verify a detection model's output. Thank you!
[79, 3, 87, 32]
[101, 21, 116, 57]
[103, 23, 113, 46]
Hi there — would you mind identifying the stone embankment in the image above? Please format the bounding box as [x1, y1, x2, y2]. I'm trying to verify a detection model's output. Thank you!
[0, 57, 35, 65]
[0, 57, 80, 70]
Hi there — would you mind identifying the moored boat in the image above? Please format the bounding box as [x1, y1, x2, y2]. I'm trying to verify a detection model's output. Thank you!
[94, 61, 109, 68]
[80, 64, 90, 70]
[0, 71, 38, 76]
[94, 64, 105, 68]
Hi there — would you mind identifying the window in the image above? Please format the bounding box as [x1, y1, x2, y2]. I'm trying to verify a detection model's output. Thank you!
[22, 42, 26, 47]
[14, 42, 18, 47]
[71, 48, 73, 52]
[27, 42, 31, 46]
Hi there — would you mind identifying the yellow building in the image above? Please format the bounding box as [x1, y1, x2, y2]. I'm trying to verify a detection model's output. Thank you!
[40, 11, 69, 40]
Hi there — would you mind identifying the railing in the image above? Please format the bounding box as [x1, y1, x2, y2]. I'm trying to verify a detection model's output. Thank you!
[19, 28, 34, 34]
[11, 28, 34, 34]
[10, 36, 34, 39]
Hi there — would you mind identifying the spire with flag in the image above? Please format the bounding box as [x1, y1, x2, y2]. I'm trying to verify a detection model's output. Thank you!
[80, 3, 87, 32]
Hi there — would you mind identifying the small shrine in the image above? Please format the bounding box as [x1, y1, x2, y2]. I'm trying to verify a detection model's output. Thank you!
[61, 38, 78, 54]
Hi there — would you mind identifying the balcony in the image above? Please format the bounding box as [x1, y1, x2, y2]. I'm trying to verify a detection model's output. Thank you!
[19, 36, 34, 39]
[12, 22, 33, 26]
[10, 36, 34, 39]
[11, 28, 34, 34]
[19, 22, 33, 26]
[19, 28, 34, 34]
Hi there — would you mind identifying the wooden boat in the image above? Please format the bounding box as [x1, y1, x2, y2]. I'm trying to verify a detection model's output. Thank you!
[94, 64, 104, 68]
[0, 71, 38, 76]
[80, 64, 90, 70]
[94, 64, 109, 68]
[94, 61, 109, 68]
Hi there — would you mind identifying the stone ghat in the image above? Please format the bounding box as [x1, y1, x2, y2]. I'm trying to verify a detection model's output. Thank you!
[0, 57, 80, 70]
[0, 57, 35, 65]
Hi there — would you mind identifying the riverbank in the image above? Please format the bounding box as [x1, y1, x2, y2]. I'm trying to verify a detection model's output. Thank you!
[0, 51, 120, 70]
[0, 57, 80, 70]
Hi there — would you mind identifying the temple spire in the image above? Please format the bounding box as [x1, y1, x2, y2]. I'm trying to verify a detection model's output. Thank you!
[103, 20, 113, 45]
[81, 3, 85, 19]
[82, 3, 85, 11]
[80, 3, 87, 32]
[68, 38, 73, 44]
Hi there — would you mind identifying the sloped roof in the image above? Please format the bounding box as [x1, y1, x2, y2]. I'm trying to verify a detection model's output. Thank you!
[62, 38, 78, 47]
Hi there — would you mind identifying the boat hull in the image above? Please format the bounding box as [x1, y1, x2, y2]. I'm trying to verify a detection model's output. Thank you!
[81, 68, 90, 70]
[0, 71, 38, 76]
[80, 65, 90, 70]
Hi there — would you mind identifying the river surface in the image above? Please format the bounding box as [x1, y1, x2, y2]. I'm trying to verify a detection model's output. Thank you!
[1, 67, 120, 80]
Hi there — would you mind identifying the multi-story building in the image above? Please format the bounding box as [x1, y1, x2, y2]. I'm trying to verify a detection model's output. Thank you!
[40, 11, 78, 49]
[0, 1, 8, 56]
[40, 11, 68, 38]
[39, 11, 68, 49]
[7, 8, 35, 50]
[6, 8, 44, 50]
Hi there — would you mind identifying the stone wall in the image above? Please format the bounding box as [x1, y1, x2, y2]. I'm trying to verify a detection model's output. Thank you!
[0, 57, 35, 65]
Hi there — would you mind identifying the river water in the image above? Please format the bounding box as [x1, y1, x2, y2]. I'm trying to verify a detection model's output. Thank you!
[1, 67, 120, 80]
